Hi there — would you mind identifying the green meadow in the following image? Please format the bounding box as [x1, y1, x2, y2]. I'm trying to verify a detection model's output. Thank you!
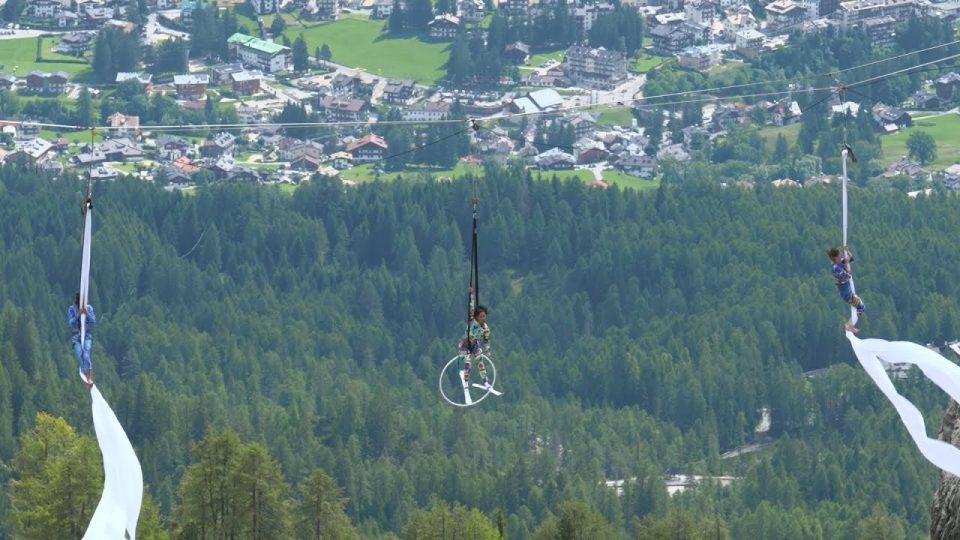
[285, 18, 449, 84]
[880, 113, 960, 170]
[0, 36, 91, 79]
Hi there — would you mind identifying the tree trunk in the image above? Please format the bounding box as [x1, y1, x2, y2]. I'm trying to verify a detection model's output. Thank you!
[931, 399, 960, 539]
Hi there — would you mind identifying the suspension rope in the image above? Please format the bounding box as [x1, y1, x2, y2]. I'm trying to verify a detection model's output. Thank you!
[85, 128, 96, 201]
[77, 128, 97, 383]
[78, 186, 93, 382]
[841, 144, 857, 327]
[464, 195, 480, 349]
[471, 195, 479, 310]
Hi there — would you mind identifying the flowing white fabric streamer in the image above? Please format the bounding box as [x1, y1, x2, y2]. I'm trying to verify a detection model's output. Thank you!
[839, 148, 960, 475]
[846, 332, 960, 476]
[79, 203, 92, 382]
[83, 386, 144, 539]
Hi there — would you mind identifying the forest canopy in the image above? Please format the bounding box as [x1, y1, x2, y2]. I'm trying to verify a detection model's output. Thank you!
[0, 163, 957, 538]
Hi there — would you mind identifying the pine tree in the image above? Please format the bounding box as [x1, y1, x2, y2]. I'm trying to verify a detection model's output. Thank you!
[76, 88, 96, 128]
[388, 0, 405, 33]
[174, 430, 239, 535]
[92, 32, 114, 83]
[270, 15, 287, 36]
[385, 126, 413, 171]
[293, 34, 309, 71]
[404, 501, 500, 540]
[1, 0, 24, 21]
[408, 0, 434, 31]
[7, 413, 103, 540]
[229, 444, 291, 537]
[295, 469, 360, 540]
[447, 32, 474, 86]
[906, 130, 937, 165]
[773, 133, 789, 163]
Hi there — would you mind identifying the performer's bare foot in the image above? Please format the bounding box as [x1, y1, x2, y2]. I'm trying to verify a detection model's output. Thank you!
[844, 321, 859, 334]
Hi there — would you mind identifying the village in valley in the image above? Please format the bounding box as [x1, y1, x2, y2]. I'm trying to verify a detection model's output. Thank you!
[0, 0, 958, 191]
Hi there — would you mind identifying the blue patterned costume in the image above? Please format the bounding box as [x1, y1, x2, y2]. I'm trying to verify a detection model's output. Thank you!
[67, 304, 96, 371]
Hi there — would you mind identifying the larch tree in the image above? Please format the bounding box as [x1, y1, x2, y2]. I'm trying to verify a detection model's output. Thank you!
[6, 413, 101, 540]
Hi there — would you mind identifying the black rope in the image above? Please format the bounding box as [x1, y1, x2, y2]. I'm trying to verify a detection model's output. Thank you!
[83, 128, 97, 214]
[465, 196, 479, 342]
[471, 196, 479, 309]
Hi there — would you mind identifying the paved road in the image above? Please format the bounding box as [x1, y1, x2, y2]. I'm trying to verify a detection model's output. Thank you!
[0, 29, 46, 40]
[912, 107, 959, 120]
[719, 441, 773, 460]
[260, 81, 298, 104]
[142, 13, 189, 46]
[562, 74, 647, 111]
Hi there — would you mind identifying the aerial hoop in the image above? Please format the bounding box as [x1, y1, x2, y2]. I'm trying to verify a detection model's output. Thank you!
[438, 353, 498, 407]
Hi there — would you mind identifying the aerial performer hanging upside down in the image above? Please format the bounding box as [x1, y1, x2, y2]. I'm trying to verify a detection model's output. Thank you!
[827, 245, 865, 333]
[459, 298, 491, 387]
[67, 291, 96, 390]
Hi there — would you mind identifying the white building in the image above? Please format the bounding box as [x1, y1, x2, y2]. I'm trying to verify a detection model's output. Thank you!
[401, 101, 452, 122]
[227, 33, 291, 73]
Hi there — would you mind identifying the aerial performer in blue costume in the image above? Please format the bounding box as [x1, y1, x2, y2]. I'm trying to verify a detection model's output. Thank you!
[68, 294, 96, 389]
[833, 134, 960, 477]
[826, 245, 865, 332]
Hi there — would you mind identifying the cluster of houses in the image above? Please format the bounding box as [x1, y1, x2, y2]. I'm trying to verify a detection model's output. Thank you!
[638, 0, 960, 71]
[240, 0, 960, 74]
[26, 0, 116, 28]
[0, 70, 69, 94]
[0, 102, 400, 182]
[5, 0, 960, 190]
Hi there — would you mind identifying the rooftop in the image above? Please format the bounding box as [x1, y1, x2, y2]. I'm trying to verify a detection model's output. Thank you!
[228, 33, 289, 55]
[174, 74, 210, 85]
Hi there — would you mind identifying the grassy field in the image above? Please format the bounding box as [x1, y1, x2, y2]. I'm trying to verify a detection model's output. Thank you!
[525, 50, 565, 68]
[599, 170, 659, 190]
[339, 162, 472, 183]
[273, 182, 299, 194]
[0, 37, 92, 78]
[879, 113, 960, 170]
[39, 129, 98, 143]
[757, 123, 801, 148]
[111, 162, 156, 173]
[232, 6, 261, 30]
[629, 52, 666, 73]
[340, 161, 656, 189]
[284, 18, 449, 84]
[596, 106, 635, 127]
[532, 169, 594, 182]
[533, 169, 660, 191]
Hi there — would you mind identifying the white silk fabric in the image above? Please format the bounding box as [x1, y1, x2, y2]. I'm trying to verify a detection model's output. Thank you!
[83, 386, 144, 539]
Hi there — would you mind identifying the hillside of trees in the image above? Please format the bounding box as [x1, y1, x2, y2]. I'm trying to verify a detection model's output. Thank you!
[1, 163, 959, 538]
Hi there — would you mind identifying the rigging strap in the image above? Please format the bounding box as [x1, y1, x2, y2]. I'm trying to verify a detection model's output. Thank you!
[841, 147, 858, 327]
[465, 197, 479, 343]
[78, 170, 94, 383]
